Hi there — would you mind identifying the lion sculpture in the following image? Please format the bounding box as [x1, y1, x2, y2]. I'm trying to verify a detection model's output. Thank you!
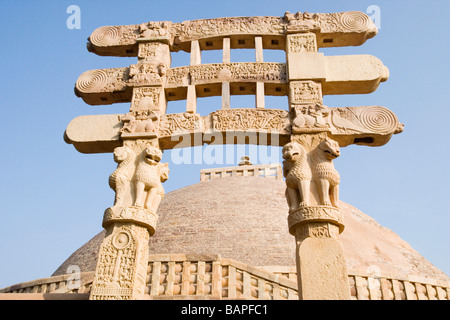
[310, 137, 341, 207]
[133, 146, 167, 211]
[282, 141, 312, 211]
[109, 146, 136, 208]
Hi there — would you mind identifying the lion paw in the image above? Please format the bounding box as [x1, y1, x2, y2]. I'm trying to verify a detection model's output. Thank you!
[298, 201, 308, 208]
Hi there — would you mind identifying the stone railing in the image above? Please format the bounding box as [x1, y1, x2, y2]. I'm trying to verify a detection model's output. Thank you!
[146, 254, 298, 300]
[347, 269, 450, 300]
[0, 272, 93, 295]
[200, 164, 283, 182]
[1, 255, 449, 300]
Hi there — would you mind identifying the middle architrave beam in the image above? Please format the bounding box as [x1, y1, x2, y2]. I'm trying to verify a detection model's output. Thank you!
[75, 55, 389, 106]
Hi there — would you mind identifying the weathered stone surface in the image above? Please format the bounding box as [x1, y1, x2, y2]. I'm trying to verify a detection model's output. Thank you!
[74, 55, 388, 106]
[86, 11, 378, 57]
[64, 105, 402, 153]
[64, 10, 404, 300]
[296, 236, 349, 299]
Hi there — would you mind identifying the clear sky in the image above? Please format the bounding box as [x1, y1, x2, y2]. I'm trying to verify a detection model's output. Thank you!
[0, 0, 448, 289]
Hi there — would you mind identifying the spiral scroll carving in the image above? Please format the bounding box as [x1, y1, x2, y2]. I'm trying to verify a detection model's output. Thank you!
[339, 11, 372, 32]
[76, 69, 109, 92]
[90, 26, 122, 46]
[358, 106, 398, 134]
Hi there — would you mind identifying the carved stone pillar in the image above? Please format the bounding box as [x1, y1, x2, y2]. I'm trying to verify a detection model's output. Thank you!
[288, 206, 349, 300]
[283, 133, 350, 300]
[90, 139, 168, 300]
[285, 32, 349, 299]
[90, 35, 171, 300]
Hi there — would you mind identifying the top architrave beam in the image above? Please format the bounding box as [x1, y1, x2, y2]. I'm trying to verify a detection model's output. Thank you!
[87, 11, 378, 57]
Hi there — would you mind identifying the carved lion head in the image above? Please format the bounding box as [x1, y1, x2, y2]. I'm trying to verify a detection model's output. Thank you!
[319, 138, 340, 160]
[143, 146, 163, 165]
[113, 146, 131, 163]
[282, 141, 305, 161]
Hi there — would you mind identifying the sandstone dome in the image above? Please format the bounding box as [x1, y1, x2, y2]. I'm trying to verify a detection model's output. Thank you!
[52, 175, 450, 285]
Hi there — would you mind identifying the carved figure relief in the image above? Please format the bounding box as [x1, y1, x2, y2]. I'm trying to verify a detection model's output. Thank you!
[120, 111, 159, 135]
[292, 104, 330, 133]
[139, 21, 170, 38]
[128, 63, 166, 86]
[130, 87, 162, 112]
[109, 146, 136, 208]
[159, 112, 203, 137]
[282, 137, 341, 211]
[133, 146, 168, 211]
[90, 224, 149, 300]
[287, 33, 317, 53]
[174, 16, 284, 42]
[283, 11, 320, 31]
[138, 42, 159, 59]
[212, 108, 290, 133]
[87, 12, 378, 51]
[310, 138, 340, 207]
[107, 143, 169, 214]
[282, 141, 312, 211]
[189, 62, 286, 85]
[290, 81, 322, 105]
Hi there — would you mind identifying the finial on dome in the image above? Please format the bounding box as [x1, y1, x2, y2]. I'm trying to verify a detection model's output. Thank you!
[239, 156, 252, 166]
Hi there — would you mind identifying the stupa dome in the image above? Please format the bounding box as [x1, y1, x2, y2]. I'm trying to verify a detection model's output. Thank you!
[53, 172, 449, 285]
[3, 164, 449, 300]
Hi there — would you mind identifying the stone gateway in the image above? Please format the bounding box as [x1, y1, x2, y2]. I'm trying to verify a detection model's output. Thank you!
[67, 10, 401, 300]
[2, 10, 448, 301]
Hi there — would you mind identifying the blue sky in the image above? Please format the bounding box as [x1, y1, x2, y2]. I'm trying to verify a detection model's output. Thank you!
[0, 0, 448, 289]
